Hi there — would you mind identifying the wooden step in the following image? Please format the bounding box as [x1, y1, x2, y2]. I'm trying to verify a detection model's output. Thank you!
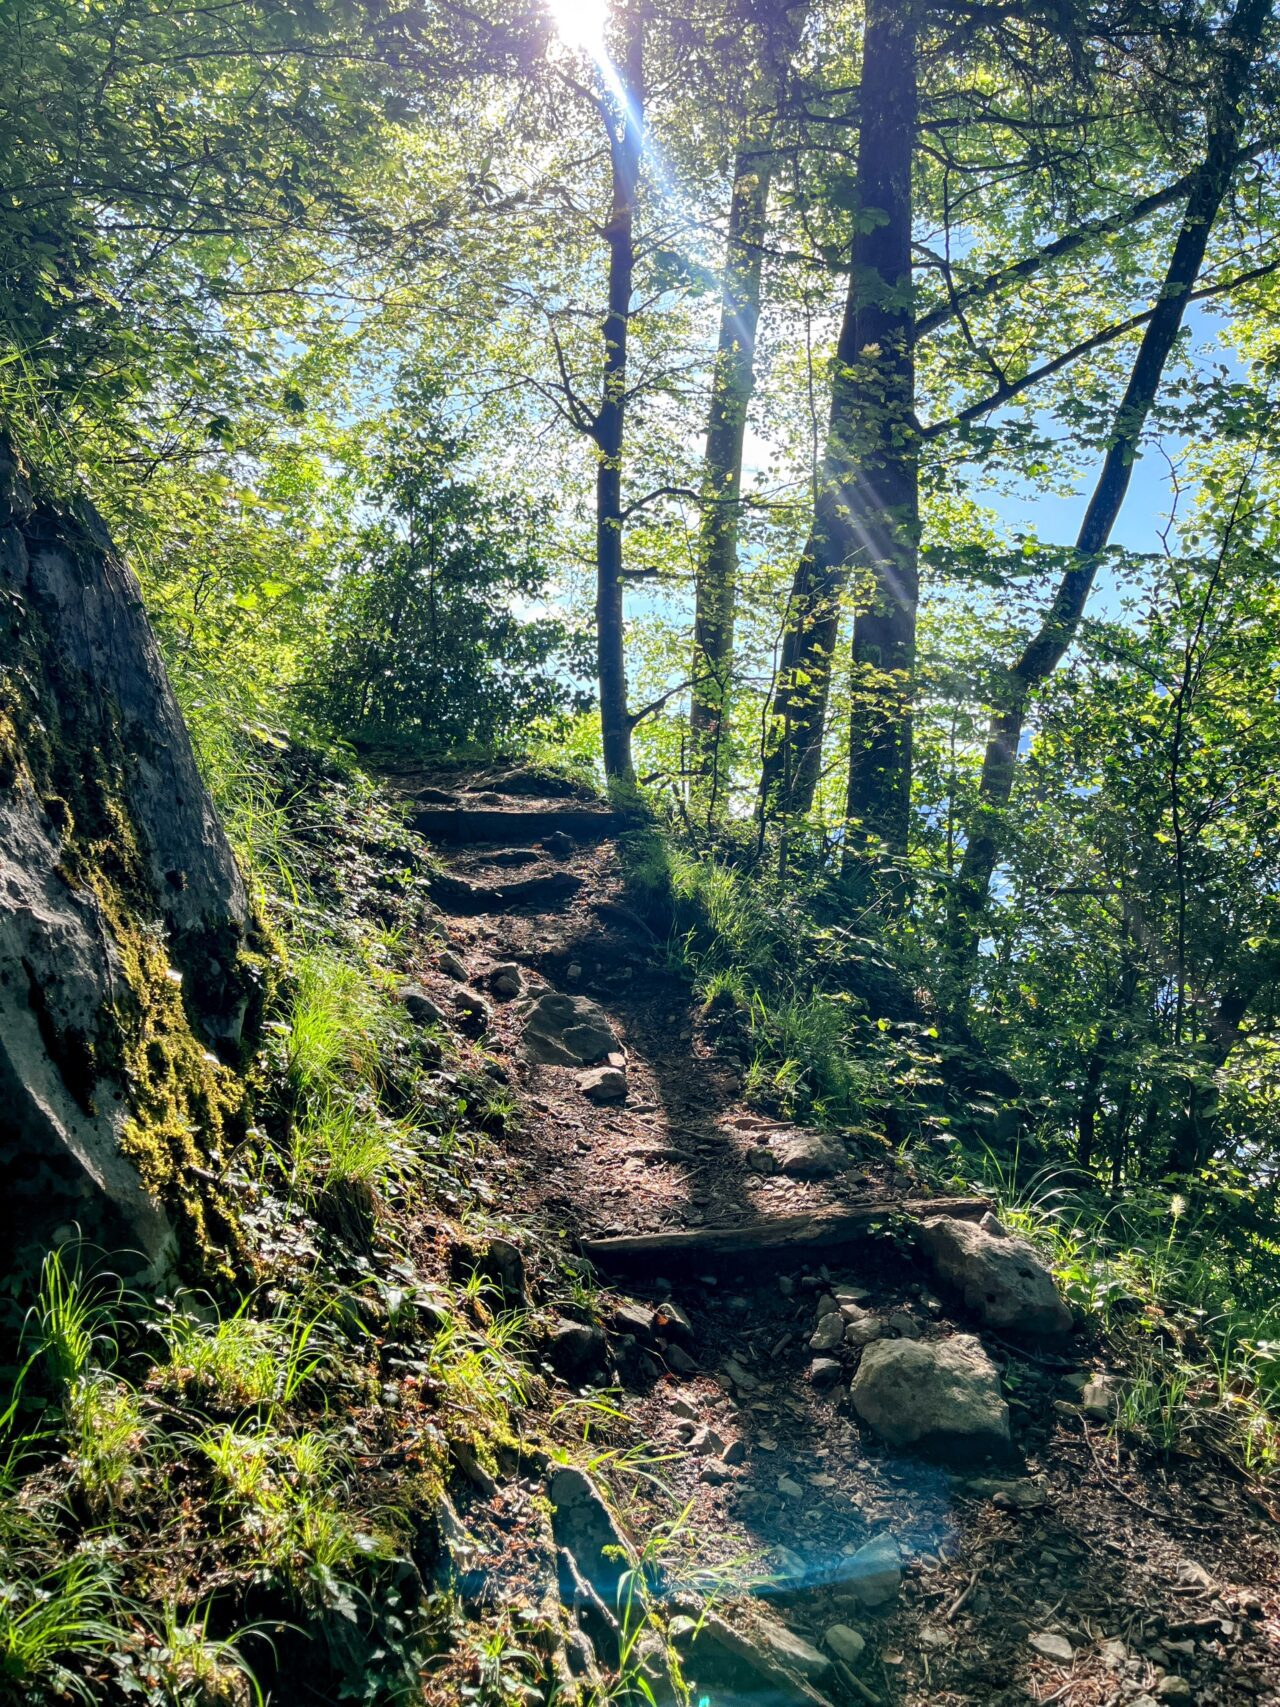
[579, 1196, 991, 1270]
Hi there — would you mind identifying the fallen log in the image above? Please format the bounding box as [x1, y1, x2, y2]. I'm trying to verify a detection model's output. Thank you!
[580, 1196, 991, 1270]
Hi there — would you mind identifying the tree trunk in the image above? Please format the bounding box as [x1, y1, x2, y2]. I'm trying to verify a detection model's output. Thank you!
[689, 4, 806, 819]
[841, 0, 920, 870]
[949, 0, 1272, 977]
[595, 17, 644, 784]
[758, 0, 918, 829]
[688, 142, 774, 815]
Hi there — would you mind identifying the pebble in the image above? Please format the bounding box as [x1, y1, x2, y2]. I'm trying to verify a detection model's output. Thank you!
[887, 1308, 921, 1339]
[699, 1460, 735, 1485]
[1028, 1632, 1074, 1664]
[825, 1624, 866, 1664]
[845, 1316, 883, 1345]
[809, 1313, 845, 1353]
[689, 1425, 727, 1457]
[1157, 1683, 1194, 1703]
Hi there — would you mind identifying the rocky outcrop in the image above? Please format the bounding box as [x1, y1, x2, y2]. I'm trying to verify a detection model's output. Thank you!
[918, 1213, 1073, 1338]
[849, 1335, 1011, 1461]
[0, 438, 261, 1271]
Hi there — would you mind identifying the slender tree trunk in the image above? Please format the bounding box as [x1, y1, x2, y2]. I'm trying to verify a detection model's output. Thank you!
[949, 0, 1272, 975]
[758, 0, 918, 828]
[689, 142, 774, 814]
[596, 18, 644, 783]
[690, 4, 806, 818]
[841, 0, 920, 871]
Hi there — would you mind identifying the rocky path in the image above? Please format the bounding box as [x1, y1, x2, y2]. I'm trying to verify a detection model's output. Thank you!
[392, 763, 1280, 1707]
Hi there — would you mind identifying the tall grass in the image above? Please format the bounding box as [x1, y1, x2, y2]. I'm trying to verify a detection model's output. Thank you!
[963, 1148, 1280, 1475]
[285, 948, 395, 1100]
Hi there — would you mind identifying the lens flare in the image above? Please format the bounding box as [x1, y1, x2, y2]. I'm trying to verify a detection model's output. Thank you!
[547, 0, 608, 54]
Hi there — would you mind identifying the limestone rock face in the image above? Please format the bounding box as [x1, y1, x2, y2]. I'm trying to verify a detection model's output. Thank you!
[0, 439, 256, 1269]
[918, 1214, 1073, 1338]
[849, 1335, 1011, 1461]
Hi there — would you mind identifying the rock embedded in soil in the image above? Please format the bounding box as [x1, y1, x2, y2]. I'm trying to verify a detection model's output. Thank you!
[542, 830, 576, 859]
[809, 1313, 845, 1353]
[849, 1335, 1011, 1461]
[964, 1475, 1046, 1511]
[1080, 1372, 1123, 1420]
[438, 948, 468, 980]
[482, 1236, 527, 1306]
[825, 1624, 866, 1664]
[753, 1622, 832, 1682]
[809, 1358, 842, 1387]
[397, 983, 447, 1026]
[450, 985, 492, 1031]
[579, 1064, 627, 1103]
[524, 989, 620, 1066]
[549, 1464, 634, 1609]
[835, 1535, 902, 1608]
[549, 1317, 612, 1383]
[845, 1316, 883, 1346]
[918, 1214, 1073, 1338]
[487, 961, 525, 999]
[613, 1302, 655, 1341]
[673, 1610, 835, 1707]
[1028, 1631, 1074, 1663]
[771, 1131, 847, 1179]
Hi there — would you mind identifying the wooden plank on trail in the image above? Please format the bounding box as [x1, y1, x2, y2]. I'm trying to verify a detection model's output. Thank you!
[579, 1196, 991, 1269]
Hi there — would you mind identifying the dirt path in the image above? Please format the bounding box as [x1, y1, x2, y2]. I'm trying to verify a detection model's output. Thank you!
[393, 763, 1280, 1707]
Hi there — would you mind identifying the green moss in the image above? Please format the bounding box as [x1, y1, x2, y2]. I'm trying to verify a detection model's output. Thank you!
[3, 488, 269, 1275]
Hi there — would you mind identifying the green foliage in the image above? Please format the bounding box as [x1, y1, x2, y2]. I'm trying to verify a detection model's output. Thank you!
[302, 397, 589, 754]
[0, 1554, 123, 1703]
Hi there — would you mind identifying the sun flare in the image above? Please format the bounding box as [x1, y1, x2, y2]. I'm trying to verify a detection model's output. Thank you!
[547, 0, 608, 54]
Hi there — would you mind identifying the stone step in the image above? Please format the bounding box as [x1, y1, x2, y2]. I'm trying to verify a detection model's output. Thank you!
[412, 803, 622, 846]
[426, 868, 583, 915]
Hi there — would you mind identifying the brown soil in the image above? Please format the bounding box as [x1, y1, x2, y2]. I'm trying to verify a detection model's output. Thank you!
[397, 764, 1280, 1707]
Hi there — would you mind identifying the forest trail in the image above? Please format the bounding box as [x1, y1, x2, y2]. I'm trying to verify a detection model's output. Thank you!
[390, 764, 1280, 1707]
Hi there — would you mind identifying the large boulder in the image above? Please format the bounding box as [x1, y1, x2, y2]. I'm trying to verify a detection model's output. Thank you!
[0, 440, 262, 1272]
[523, 989, 620, 1066]
[918, 1215, 1073, 1338]
[849, 1335, 1011, 1461]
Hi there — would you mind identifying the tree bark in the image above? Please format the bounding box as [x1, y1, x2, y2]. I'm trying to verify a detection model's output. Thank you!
[949, 0, 1272, 977]
[688, 142, 774, 815]
[595, 16, 644, 783]
[758, 0, 918, 828]
[689, 5, 806, 819]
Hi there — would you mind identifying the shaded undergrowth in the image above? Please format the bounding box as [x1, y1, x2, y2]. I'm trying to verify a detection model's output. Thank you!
[0, 744, 694, 1707]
